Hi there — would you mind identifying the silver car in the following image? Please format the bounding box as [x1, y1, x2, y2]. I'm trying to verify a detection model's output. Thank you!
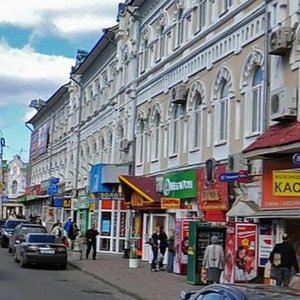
[14, 233, 67, 269]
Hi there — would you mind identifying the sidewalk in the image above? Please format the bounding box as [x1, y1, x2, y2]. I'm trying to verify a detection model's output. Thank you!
[68, 248, 194, 300]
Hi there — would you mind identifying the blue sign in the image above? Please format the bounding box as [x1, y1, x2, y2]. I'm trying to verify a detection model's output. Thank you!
[219, 172, 248, 182]
[293, 153, 300, 166]
[52, 197, 64, 207]
[1, 195, 9, 203]
[48, 185, 58, 195]
[90, 163, 112, 193]
[50, 177, 59, 184]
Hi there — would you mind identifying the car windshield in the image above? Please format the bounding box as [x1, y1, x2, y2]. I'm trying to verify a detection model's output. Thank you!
[27, 235, 56, 243]
[21, 227, 46, 235]
[6, 221, 27, 229]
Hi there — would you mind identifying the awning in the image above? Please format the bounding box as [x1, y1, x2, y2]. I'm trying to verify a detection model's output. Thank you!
[119, 175, 161, 209]
[243, 121, 300, 158]
[246, 209, 300, 219]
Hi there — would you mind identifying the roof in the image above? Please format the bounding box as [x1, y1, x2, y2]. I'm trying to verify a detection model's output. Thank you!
[247, 209, 300, 219]
[243, 121, 300, 155]
[119, 175, 161, 208]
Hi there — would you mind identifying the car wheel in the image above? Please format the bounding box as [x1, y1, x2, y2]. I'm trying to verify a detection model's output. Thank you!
[13, 251, 19, 263]
[8, 246, 12, 253]
[20, 254, 28, 268]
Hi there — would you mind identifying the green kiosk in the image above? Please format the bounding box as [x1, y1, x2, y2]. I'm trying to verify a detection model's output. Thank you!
[187, 222, 226, 285]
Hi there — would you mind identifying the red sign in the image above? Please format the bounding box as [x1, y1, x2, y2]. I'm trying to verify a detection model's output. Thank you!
[225, 223, 235, 283]
[197, 165, 228, 211]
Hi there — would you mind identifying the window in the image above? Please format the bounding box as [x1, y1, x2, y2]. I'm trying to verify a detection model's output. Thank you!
[142, 38, 149, 71]
[224, 0, 233, 11]
[199, 0, 207, 31]
[193, 92, 202, 148]
[152, 113, 161, 160]
[100, 137, 105, 162]
[107, 133, 113, 162]
[218, 80, 229, 142]
[171, 105, 180, 155]
[12, 180, 18, 194]
[117, 126, 124, 161]
[251, 67, 263, 134]
[158, 25, 165, 60]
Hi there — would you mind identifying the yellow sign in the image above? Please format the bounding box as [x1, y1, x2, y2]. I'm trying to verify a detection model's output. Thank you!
[161, 197, 180, 209]
[273, 171, 300, 196]
[0, 182, 4, 190]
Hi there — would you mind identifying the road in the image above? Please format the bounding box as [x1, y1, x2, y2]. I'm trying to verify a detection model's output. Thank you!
[0, 247, 137, 300]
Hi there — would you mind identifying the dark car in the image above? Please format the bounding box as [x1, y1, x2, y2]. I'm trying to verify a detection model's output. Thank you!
[9, 223, 47, 254]
[0, 219, 29, 248]
[14, 233, 67, 269]
[180, 284, 300, 300]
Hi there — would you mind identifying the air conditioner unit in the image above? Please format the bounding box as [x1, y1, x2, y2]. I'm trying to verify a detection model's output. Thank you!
[120, 139, 130, 152]
[270, 87, 297, 121]
[171, 84, 188, 104]
[269, 26, 293, 55]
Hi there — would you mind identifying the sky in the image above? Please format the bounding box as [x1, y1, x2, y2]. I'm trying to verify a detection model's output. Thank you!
[0, 0, 121, 163]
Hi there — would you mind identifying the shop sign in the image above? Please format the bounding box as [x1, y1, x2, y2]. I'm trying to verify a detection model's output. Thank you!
[161, 197, 180, 209]
[197, 165, 228, 211]
[162, 170, 197, 198]
[63, 199, 71, 209]
[97, 192, 124, 200]
[90, 163, 112, 193]
[273, 171, 300, 196]
[219, 171, 248, 182]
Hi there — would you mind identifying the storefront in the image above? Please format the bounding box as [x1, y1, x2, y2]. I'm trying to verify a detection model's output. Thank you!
[90, 163, 130, 254]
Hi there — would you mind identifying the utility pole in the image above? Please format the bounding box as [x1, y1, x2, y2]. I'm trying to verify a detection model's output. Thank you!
[0, 135, 5, 219]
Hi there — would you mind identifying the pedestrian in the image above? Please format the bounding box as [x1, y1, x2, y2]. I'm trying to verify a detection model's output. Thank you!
[269, 233, 299, 286]
[167, 229, 175, 273]
[203, 236, 225, 284]
[148, 226, 160, 272]
[69, 222, 80, 249]
[158, 226, 168, 271]
[64, 217, 73, 237]
[51, 221, 67, 245]
[86, 224, 99, 260]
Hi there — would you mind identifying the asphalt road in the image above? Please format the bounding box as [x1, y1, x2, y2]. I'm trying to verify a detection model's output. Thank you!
[0, 247, 137, 300]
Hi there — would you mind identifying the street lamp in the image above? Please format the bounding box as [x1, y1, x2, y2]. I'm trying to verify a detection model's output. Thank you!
[0, 132, 5, 219]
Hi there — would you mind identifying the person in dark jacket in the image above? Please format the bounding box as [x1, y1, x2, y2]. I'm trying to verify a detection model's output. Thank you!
[158, 226, 168, 271]
[149, 226, 160, 271]
[86, 224, 99, 260]
[167, 229, 175, 273]
[269, 233, 299, 286]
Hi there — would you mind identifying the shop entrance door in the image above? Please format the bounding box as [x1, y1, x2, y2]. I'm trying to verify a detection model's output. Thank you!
[142, 213, 150, 261]
[148, 213, 169, 264]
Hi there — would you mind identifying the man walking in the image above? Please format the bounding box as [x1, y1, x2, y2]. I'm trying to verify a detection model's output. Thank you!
[86, 224, 99, 260]
[269, 233, 299, 286]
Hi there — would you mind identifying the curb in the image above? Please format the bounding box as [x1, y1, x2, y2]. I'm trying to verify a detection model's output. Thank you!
[68, 261, 143, 300]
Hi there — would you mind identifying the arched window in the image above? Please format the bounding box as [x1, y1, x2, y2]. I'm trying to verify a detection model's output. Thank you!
[218, 79, 229, 142]
[171, 105, 180, 155]
[152, 113, 161, 160]
[193, 92, 202, 148]
[137, 121, 145, 164]
[177, 9, 184, 46]
[12, 180, 18, 194]
[251, 67, 263, 134]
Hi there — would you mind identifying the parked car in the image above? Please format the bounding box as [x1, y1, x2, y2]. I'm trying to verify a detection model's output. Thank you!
[180, 284, 300, 300]
[9, 223, 47, 254]
[13, 233, 68, 269]
[0, 219, 29, 248]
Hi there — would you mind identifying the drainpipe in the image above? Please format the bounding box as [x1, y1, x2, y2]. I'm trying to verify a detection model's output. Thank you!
[263, 1, 271, 132]
[69, 75, 83, 221]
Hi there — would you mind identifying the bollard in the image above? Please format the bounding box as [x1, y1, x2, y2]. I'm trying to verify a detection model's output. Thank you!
[71, 242, 83, 260]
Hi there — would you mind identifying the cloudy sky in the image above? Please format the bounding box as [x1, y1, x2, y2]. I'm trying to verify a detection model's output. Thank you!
[0, 0, 121, 162]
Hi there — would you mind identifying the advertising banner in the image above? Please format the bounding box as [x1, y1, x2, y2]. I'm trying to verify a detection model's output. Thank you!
[161, 197, 180, 209]
[225, 223, 236, 283]
[174, 219, 193, 275]
[273, 171, 300, 196]
[258, 224, 273, 267]
[197, 164, 228, 210]
[234, 223, 258, 283]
